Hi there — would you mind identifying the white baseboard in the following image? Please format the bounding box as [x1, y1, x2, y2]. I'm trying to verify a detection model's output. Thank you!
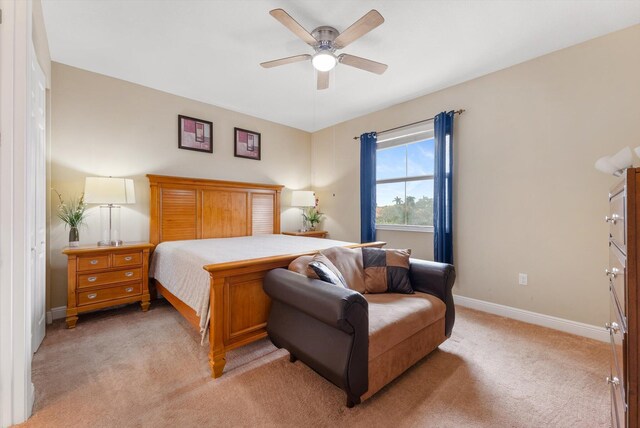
[45, 297, 607, 341]
[46, 306, 67, 324]
[454, 294, 609, 342]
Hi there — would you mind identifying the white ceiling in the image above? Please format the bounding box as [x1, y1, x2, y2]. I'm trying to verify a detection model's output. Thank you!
[42, 0, 640, 132]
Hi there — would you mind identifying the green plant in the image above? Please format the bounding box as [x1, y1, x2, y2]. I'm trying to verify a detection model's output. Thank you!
[303, 207, 323, 229]
[55, 190, 87, 229]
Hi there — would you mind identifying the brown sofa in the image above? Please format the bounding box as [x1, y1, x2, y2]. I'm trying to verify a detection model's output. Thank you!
[263, 259, 455, 406]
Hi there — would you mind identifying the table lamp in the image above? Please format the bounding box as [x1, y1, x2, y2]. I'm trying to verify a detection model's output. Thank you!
[291, 190, 316, 232]
[84, 177, 136, 246]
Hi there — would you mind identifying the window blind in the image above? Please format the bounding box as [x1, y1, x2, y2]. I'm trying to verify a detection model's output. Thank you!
[377, 123, 434, 150]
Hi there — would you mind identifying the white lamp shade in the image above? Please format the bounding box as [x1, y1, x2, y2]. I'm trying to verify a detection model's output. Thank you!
[84, 177, 136, 204]
[609, 146, 633, 170]
[291, 190, 315, 207]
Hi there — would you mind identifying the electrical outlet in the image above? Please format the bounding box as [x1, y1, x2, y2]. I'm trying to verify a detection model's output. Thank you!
[518, 273, 528, 286]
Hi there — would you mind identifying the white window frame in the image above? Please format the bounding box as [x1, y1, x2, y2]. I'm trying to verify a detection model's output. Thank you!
[375, 124, 435, 233]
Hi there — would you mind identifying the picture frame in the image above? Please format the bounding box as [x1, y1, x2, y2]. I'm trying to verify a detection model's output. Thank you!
[178, 115, 213, 153]
[234, 127, 261, 160]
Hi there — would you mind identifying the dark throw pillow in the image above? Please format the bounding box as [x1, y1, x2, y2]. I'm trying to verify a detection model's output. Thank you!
[308, 253, 348, 288]
[288, 255, 319, 279]
[362, 248, 413, 294]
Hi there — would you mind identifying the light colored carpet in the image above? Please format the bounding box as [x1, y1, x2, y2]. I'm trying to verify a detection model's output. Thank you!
[20, 300, 609, 428]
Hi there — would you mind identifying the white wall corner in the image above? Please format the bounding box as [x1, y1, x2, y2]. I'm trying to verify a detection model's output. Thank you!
[454, 294, 609, 343]
[46, 306, 66, 324]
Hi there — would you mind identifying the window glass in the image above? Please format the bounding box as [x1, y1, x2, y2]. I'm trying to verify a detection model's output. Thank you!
[376, 182, 405, 225]
[407, 138, 434, 177]
[406, 179, 434, 226]
[376, 145, 406, 180]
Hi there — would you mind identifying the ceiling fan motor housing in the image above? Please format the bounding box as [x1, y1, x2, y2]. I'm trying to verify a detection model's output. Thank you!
[312, 26, 339, 52]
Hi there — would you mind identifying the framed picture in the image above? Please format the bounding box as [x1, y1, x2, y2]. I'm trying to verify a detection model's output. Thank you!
[178, 115, 213, 153]
[234, 127, 261, 160]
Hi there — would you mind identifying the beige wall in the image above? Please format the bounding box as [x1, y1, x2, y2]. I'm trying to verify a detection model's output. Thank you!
[49, 63, 312, 309]
[312, 25, 640, 326]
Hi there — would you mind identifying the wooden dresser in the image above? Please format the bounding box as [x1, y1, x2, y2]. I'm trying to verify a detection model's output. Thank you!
[608, 169, 639, 427]
[63, 243, 154, 328]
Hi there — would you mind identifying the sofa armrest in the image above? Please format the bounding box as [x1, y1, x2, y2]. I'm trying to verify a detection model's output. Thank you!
[264, 268, 368, 334]
[409, 259, 456, 337]
[264, 268, 369, 404]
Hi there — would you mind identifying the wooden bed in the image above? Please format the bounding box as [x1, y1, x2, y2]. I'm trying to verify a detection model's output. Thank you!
[147, 174, 385, 378]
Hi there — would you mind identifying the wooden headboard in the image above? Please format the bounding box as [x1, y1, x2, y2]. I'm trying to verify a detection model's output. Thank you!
[147, 175, 283, 246]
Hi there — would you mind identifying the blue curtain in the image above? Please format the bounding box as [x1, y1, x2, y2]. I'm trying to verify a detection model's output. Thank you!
[360, 132, 377, 243]
[433, 112, 455, 264]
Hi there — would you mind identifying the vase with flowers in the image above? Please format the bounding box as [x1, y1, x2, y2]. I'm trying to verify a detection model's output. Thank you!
[55, 190, 87, 247]
[303, 206, 324, 231]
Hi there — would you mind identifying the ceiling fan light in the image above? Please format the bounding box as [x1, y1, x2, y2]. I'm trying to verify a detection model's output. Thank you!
[312, 52, 337, 72]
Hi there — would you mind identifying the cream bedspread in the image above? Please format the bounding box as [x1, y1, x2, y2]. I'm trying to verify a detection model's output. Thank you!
[149, 234, 354, 340]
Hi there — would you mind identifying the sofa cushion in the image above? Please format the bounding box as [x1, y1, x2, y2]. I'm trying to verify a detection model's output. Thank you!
[362, 248, 413, 294]
[365, 292, 446, 360]
[288, 255, 319, 279]
[308, 254, 348, 288]
[363, 317, 446, 401]
[319, 246, 366, 293]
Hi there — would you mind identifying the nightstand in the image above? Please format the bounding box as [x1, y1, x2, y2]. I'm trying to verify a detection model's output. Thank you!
[62, 242, 154, 328]
[283, 230, 328, 239]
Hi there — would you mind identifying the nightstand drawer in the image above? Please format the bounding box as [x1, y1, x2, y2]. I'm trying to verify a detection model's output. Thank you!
[77, 255, 110, 271]
[78, 267, 142, 289]
[113, 252, 142, 267]
[78, 283, 142, 306]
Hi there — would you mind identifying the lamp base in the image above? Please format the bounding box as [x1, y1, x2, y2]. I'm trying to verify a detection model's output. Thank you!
[97, 240, 124, 247]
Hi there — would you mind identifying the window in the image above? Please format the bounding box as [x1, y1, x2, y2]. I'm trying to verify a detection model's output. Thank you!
[376, 124, 434, 231]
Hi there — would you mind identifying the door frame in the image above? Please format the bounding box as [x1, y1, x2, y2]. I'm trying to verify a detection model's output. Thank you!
[28, 39, 47, 353]
[0, 0, 36, 425]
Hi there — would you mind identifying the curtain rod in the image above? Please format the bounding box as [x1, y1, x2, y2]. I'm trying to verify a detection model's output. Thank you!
[352, 109, 465, 140]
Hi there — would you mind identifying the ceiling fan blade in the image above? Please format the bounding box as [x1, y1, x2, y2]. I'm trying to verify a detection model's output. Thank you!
[333, 10, 384, 49]
[260, 54, 311, 69]
[317, 71, 329, 90]
[339, 54, 388, 75]
[269, 9, 317, 46]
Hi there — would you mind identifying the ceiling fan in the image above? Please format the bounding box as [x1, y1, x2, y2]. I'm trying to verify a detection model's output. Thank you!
[260, 9, 388, 90]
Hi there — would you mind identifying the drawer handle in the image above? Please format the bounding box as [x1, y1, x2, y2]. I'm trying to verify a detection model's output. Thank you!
[125, 287, 134, 293]
[125, 272, 134, 277]
[90, 259, 99, 265]
[124, 256, 133, 261]
[605, 214, 621, 224]
[87, 277, 97, 282]
[607, 376, 620, 387]
[605, 268, 620, 278]
[605, 322, 620, 333]
[87, 293, 97, 300]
